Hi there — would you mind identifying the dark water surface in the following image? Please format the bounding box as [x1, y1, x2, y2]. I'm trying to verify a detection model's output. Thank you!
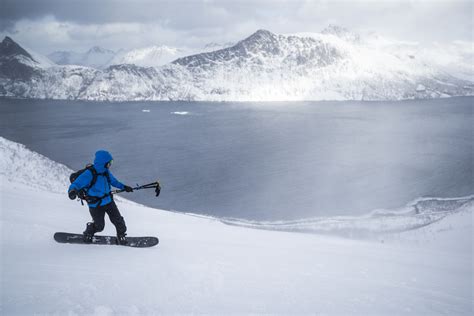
[1, 97, 472, 220]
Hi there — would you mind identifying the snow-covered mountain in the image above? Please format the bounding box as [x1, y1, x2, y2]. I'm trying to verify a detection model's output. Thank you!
[1, 136, 473, 314]
[1, 28, 473, 101]
[0, 36, 54, 71]
[0, 36, 41, 81]
[107, 45, 189, 67]
[0, 36, 57, 96]
[202, 41, 235, 52]
[48, 46, 116, 69]
[171, 28, 473, 100]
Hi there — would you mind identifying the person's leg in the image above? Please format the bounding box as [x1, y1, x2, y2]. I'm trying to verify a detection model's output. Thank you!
[104, 201, 127, 236]
[84, 205, 106, 238]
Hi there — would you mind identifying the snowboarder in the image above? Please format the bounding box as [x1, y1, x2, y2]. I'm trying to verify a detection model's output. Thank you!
[68, 150, 133, 245]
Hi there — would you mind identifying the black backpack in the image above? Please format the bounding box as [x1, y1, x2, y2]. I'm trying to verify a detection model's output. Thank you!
[70, 164, 111, 196]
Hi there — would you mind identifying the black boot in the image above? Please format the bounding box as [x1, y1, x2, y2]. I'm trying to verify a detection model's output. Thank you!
[117, 233, 128, 245]
[83, 222, 95, 243]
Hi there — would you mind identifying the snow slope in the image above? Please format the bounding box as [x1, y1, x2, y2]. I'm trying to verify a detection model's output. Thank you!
[107, 45, 190, 68]
[0, 137, 472, 315]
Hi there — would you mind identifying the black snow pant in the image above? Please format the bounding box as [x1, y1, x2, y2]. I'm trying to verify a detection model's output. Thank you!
[85, 201, 127, 236]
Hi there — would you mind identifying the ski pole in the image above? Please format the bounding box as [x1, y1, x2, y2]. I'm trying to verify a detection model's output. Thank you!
[111, 180, 161, 197]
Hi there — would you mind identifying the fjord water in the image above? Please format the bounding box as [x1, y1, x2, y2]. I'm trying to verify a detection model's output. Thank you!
[0, 97, 472, 220]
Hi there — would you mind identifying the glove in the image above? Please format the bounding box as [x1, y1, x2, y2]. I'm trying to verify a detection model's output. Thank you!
[77, 190, 87, 200]
[124, 185, 133, 192]
[68, 189, 77, 200]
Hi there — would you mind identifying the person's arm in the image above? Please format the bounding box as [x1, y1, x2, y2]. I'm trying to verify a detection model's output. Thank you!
[69, 170, 93, 191]
[108, 171, 126, 190]
[68, 169, 93, 199]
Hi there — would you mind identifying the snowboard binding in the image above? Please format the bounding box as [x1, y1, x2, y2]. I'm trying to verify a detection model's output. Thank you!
[83, 222, 96, 243]
[117, 233, 128, 245]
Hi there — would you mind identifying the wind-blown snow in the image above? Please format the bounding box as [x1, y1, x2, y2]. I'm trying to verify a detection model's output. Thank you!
[0, 136, 472, 314]
[108, 45, 189, 68]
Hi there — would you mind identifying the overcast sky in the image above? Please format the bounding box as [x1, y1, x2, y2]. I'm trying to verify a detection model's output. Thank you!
[1, 0, 472, 54]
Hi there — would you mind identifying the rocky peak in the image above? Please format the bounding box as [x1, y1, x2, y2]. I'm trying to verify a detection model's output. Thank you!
[245, 29, 275, 41]
[239, 29, 277, 46]
[235, 29, 282, 56]
[0, 36, 35, 61]
[0, 36, 40, 80]
[173, 28, 344, 68]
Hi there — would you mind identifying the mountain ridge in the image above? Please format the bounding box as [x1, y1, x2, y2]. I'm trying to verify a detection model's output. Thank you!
[1, 28, 473, 101]
[48, 46, 116, 68]
[108, 45, 189, 68]
[0, 36, 36, 61]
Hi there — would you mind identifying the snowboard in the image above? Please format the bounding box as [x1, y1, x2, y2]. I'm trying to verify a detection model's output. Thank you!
[54, 232, 159, 248]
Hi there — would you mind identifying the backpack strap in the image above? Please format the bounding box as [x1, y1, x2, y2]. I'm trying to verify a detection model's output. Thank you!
[85, 165, 99, 191]
[79, 164, 113, 206]
[104, 170, 111, 188]
[81, 167, 113, 206]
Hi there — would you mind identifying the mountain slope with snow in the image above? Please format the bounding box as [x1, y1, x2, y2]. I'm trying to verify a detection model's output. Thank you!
[0, 136, 472, 314]
[107, 45, 189, 68]
[202, 41, 235, 52]
[1, 27, 474, 101]
[48, 46, 116, 69]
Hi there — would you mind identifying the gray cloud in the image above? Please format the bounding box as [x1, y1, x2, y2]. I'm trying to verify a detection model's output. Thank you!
[1, 0, 472, 54]
[1, 0, 250, 27]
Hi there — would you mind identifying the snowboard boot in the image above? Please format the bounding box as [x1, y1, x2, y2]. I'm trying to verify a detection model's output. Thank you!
[117, 233, 128, 245]
[83, 222, 96, 243]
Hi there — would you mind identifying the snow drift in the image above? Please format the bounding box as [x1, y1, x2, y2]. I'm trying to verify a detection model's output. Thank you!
[0, 136, 472, 315]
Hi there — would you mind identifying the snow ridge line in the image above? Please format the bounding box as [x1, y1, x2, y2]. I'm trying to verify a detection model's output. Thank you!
[220, 197, 474, 237]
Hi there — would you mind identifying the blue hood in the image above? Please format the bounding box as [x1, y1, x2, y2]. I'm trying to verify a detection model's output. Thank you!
[94, 150, 113, 172]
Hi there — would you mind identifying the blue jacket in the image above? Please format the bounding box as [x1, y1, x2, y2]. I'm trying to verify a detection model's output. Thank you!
[69, 150, 125, 207]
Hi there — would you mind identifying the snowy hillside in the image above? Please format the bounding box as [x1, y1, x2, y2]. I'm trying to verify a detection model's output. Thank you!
[108, 45, 189, 68]
[1, 136, 472, 314]
[1, 27, 473, 101]
[202, 41, 235, 52]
